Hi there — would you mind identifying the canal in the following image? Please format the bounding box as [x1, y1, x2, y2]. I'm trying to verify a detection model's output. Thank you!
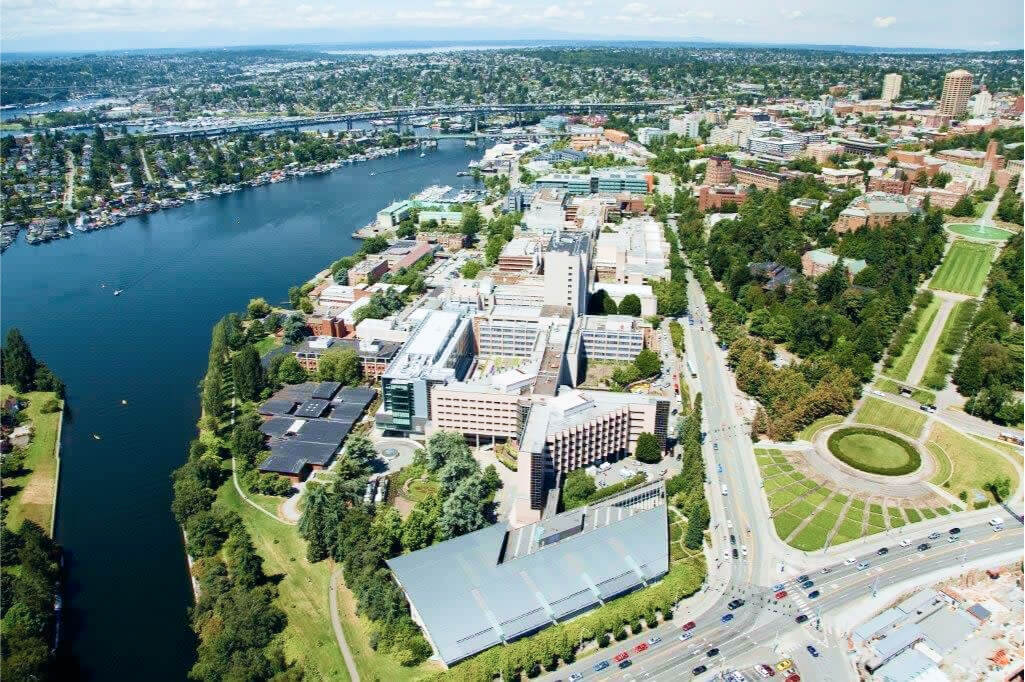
[0, 139, 484, 680]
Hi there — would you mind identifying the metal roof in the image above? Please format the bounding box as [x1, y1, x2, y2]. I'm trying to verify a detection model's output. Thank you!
[295, 399, 330, 419]
[312, 381, 342, 400]
[259, 417, 298, 438]
[387, 488, 668, 665]
[258, 398, 297, 416]
[257, 452, 310, 476]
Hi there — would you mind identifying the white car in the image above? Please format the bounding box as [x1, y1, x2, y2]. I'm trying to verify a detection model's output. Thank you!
[741, 545, 748, 557]
[726, 520, 733, 530]
[872, 389, 885, 397]
[844, 556, 856, 565]
[899, 538, 911, 547]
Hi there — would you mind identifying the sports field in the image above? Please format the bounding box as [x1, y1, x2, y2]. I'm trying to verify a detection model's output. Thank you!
[929, 241, 995, 296]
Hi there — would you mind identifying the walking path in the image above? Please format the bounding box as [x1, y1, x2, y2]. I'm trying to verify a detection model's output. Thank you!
[906, 296, 955, 386]
[140, 147, 154, 183]
[329, 567, 362, 682]
[63, 152, 75, 210]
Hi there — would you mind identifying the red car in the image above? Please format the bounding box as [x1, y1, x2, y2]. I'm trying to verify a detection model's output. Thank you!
[681, 621, 697, 631]
[757, 664, 776, 677]
[775, 590, 788, 600]
[785, 675, 800, 682]
[633, 643, 649, 654]
[613, 651, 630, 663]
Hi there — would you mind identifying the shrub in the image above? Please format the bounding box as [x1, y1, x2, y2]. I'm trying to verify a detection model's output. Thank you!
[615, 628, 628, 641]
[39, 397, 60, 413]
[598, 634, 610, 648]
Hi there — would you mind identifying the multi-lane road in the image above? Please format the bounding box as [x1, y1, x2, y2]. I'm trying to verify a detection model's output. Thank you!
[541, 270, 1023, 682]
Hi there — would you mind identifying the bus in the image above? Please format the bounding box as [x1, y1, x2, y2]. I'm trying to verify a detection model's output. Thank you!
[998, 432, 1024, 446]
[685, 356, 697, 378]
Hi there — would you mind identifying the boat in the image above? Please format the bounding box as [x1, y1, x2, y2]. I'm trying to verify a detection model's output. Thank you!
[121, 399, 128, 405]
[420, 152, 426, 158]
[369, 171, 377, 177]
[92, 434, 101, 440]
[113, 289, 123, 296]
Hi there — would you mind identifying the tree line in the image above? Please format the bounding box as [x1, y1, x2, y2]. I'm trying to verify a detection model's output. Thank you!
[1, 329, 65, 398]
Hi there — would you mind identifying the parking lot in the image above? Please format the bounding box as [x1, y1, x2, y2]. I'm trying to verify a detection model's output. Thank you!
[587, 455, 682, 490]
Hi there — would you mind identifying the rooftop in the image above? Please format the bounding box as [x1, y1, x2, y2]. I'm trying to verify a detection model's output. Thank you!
[547, 232, 590, 257]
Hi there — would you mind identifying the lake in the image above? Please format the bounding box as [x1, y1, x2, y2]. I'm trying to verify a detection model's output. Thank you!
[0, 139, 484, 680]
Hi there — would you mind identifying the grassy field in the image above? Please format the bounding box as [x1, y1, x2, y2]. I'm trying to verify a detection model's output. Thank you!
[254, 334, 284, 357]
[926, 443, 954, 486]
[854, 397, 927, 439]
[927, 422, 1018, 505]
[945, 223, 1015, 241]
[929, 241, 995, 296]
[797, 414, 844, 441]
[885, 297, 941, 381]
[1, 386, 62, 534]
[831, 431, 915, 470]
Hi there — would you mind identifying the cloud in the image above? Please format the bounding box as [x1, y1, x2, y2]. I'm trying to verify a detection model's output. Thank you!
[872, 16, 896, 28]
[463, 0, 491, 8]
[434, 0, 453, 5]
[542, 4, 567, 18]
[786, 10, 802, 19]
[622, 2, 647, 12]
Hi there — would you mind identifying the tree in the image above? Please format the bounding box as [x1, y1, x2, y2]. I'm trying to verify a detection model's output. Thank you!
[317, 347, 361, 386]
[816, 260, 848, 304]
[282, 314, 308, 344]
[618, 294, 642, 317]
[461, 260, 483, 279]
[424, 431, 469, 472]
[562, 468, 597, 508]
[246, 297, 272, 319]
[1, 328, 36, 392]
[603, 294, 618, 315]
[201, 366, 225, 419]
[437, 475, 488, 539]
[342, 434, 377, 473]
[231, 345, 264, 401]
[634, 349, 662, 378]
[276, 355, 307, 384]
[460, 206, 482, 238]
[634, 432, 662, 464]
[683, 499, 708, 549]
[401, 506, 435, 551]
[949, 196, 975, 217]
[299, 483, 332, 562]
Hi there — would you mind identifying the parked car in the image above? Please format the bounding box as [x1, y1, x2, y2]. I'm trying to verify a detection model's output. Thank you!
[948, 535, 960, 543]
[928, 531, 942, 540]
[613, 651, 630, 663]
[772, 583, 785, 591]
[807, 645, 819, 657]
[776, 659, 793, 671]
[732, 548, 739, 559]
[757, 663, 776, 677]
[707, 648, 720, 657]
[647, 635, 662, 646]
[741, 545, 748, 557]
[900, 538, 912, 547]
[681, 620, 697, 631]
[801, 580, 814, 589]
[820, 567, 832, 574]
[949, 527, 961, 535]
[774, 590, 788, 600]
[728, 599, 745, 609]
[785, 675, 801, 682]
[679, 631, 693, 641]
[593, 660, 609, 672]
[633, 643, 649, 654]
[796, 574, 809, 583]
[618, 659, 632, 670]
[917, 543, 931, 551]
[568, 674, 583, 682]
[730, 534, 737, 545]
[808, 590, 820, 599]
[877, 547, 889, 555]
[795, 614, 809, 623]
[721, 613, 734, 623]
[844, 557, 856, 565]
[693, 665, 708, 675]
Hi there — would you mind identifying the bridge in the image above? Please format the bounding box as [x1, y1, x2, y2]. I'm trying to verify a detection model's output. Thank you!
[57, 99, 693, 139]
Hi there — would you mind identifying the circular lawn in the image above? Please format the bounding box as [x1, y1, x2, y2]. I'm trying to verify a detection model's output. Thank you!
[827, 427, 921, 476]
[945, 223, 1014, 242]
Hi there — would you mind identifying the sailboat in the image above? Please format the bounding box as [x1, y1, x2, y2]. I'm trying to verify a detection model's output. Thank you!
[420, 151, 426, 158]
[113, 289, 123, 296]
[369, 171, 376, 176]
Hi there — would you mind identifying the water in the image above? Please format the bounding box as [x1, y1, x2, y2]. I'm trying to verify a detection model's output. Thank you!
[0, 140, 484, 680]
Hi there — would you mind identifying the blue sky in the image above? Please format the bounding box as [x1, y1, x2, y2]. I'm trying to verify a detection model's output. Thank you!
[1, 0, 1022, 52]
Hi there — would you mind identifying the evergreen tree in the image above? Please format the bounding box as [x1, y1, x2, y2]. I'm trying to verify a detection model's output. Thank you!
[231, 345, 264, 401]
[1, 328, 37, 392]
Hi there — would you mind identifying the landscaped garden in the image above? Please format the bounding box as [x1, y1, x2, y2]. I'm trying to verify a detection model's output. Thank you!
[928, 240, 995, 296]
[827, 427, 921, 476]
[945, 223, 1014, 242]
[854, 397, 927, 439]
[926, 422, 1019, 506]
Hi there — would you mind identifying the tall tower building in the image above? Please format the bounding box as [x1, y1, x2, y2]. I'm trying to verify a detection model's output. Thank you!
[972, 86, 993, 117]
[543, 232, 590, 316]
[881, 73, 902, 102]
[938, 69, 973, 116]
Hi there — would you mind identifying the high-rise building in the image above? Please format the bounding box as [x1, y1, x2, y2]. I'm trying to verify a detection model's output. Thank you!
[972, 86, 993, 117]
[543, 232, 590, 316]
[882, 73, 902, 102]
[705, 155, 733, 185]
[938, 69, 973, 116]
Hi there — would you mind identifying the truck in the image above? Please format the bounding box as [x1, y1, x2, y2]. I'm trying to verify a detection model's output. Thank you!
[686, 356, 697, 378]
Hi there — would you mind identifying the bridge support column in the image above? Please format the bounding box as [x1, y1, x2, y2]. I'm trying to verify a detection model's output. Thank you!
[346, 120, 352, 131]
[395, 117, 403, 133]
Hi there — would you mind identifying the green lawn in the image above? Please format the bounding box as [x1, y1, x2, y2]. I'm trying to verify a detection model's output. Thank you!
[885, 297, 941, 381]
[254, 334, 284, 357]
[867, 512, 887, 529]
[927, 422, 1018, 504]
[769, 489, 799, 510]
[921, 301, 969, 390]
[926, 443, 953, 486]
[406, 479, 440, 503]
[790, 523, 830, 551]
[929, 241, 996, 296]
[773, 513, 803, 540]
[905, 509, 922, 523]
[1, 386, 62, 534]
[855, 397, 927, 439]
[920, 508, 936, 519]
[945, 223, 1015, 241]
[887, 508, 906, 527]
[830, 430, 917, 472]
[798, 414, 844, 441]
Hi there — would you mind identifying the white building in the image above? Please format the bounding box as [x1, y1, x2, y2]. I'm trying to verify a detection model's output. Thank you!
[882, 73, 903, 102]
[971, 88, 993, 117]
[543, 232, 590, 316]
[593, 216, 670, 285]
[636, 127, 667, 145]
[669, 113, 702, 139]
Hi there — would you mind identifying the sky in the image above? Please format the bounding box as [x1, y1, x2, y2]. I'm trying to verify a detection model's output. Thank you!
[1, 0, 1022, 53]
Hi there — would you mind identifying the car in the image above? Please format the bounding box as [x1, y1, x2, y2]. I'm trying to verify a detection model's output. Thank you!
[618, 659, 632, 670]
[693, 665, 708, 675]
[989, 517, 1005, 527]
[681, 620, 697, 631]
[730, 534, 737, 545]
[741, 545, 748, 557]
[633, 643, 649, 654]
[795, 614, 809, 624]
[647, 635, 662, 646]
[773, 583, 786, 591]
[593, 661, 609, 672]
[928, 531, 942, 540]
[727, 520, 734, 530]
[721, 484, 729, 496]
[877, 547, 889, 555]
[569, 674, 583, 682]
[900, 538, 912, 547]
[785, 675, 801, 682]
[757, 663, 776, 677]
[713, 443, 719, 451]
[796, 574, 809, 583]
[723, 550, 730, 560]
[721, 613, 734, 623]
[679, 631, 693, 641]
[947, 535, 960, 543]
[857, 561, 870, 570]
[776, 659, 793, 671]
[613, 651, 630, 663]
[807, 645, 819, 657]
[707, 648, 720, 657]
[872, 389, 885, 397]
[728, 598, 745, 609]
[917, 543, 931, 551]
[775, 590, 788, 600]
[949, 527, 961, 535]
[844, 557, 856, 565]
[732, 548, 739, 559]
[993, 523, 1005, 532]
[801, 580, 814, 589]
[820, 567, 832, 574]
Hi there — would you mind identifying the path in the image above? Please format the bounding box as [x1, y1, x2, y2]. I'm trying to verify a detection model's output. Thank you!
[139, 147, 154, 183]
[329, 567, 362, 682]
[63, 151, 75, 210]
[906, 295, 955, 386]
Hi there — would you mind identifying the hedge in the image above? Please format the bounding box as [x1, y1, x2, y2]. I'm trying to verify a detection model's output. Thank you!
[826, 427, 921, 476]
[565, 474, 648, 510]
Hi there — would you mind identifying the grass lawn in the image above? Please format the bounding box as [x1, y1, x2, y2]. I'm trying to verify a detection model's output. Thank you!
[912, 388, 936, 405]
[823, 497, 847, 516]
[804, 490, 830, 507]
[885, 297, 941, 381]
[788, 500, 818, 519]
[790, 523, 830, 551]
[769, 489, 799, 510]
[874, 378, 904, 395]
[905, 509, 922, 523]
[921, 301, 971, 390]
[1, 386, 62, 534]
[830, 430, 917, 471]
[887, 508, 906, 528]
[855, 397, 927, 439]
[773, 513, 803, 540]
[849, 499, 865, 511]
[935, 506, 950, 516]
[929, 241, 995, 296]
[919, 508, 937, 519]
[927, 422, 1018, 504]
[254, 334, 283, 356]
[406, 479, 440, 503]
[762, 477, 787, 494]
[798, 414, 844, 441]
[867, 513, 887, 529]
[926, 443, 953, 486]
[971, 436, 1025, 463]
[832, 518, 863, 545]
[945, 223, 1015, 241]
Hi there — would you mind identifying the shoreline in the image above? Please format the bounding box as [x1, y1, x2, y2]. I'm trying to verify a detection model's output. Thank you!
[49, 399, 65, 537]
